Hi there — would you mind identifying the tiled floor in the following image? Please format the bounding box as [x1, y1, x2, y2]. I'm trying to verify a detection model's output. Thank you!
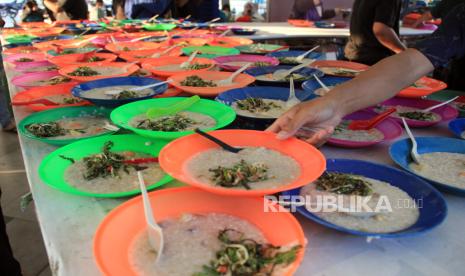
[0, 131, 50, 276]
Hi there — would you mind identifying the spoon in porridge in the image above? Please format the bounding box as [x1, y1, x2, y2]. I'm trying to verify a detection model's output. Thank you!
[402, 118, 421, 164]
[137, 171, 164, 263]
[216, 62, 252, 86]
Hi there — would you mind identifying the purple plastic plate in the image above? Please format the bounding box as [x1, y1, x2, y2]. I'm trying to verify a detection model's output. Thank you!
[327, 110, 403, 148]
[14, 61, 55, 73]
[371, 97, 458, 128]
[11, 71, 77, 89]
[213, 54, 279, 71]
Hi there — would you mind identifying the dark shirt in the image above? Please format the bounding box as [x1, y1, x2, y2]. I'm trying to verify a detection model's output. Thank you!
[62, 0, 88, 20]
[431, 0, 465, 18]
[344, 0, 402, 65]
[177, 0, 220, 22]
[414, 4, 465, 68]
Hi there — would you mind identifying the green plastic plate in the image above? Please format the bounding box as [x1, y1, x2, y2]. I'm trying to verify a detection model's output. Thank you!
[143, 23, 177, 31]
[6, 35, 37, 44]
[39, 134, 173, 198]
[182, 46, 240, 59]
[426, 89, 465, 117]
[235, 44, 289, 55]
[18, 106, 116, 146]
[110, 97, 236, 140]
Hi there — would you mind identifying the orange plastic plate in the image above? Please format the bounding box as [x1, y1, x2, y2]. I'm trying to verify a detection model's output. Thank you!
[118, 47, 183, 63]
[159, 129, 326, 196]
[168, 71, 255, 96]
[208, 37, 254, 48]
[105, 41, 161, 53]
[58, 62, 140, 82]
[49, 53, 118, 67]
[141, 56, 215, 78]
[93, 186, 307, 276]
[397, 76, 447, 98]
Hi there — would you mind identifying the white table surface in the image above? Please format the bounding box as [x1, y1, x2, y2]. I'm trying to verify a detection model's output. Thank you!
[4, 54, 464, 275]
[224, 22, 434, 40]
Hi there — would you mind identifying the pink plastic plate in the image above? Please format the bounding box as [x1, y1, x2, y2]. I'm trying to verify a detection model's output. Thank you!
[14, 61, 55, 73]
[372, 97, 458, 128]
[11, 71, 78, 89]
[327, 110, 403, 148]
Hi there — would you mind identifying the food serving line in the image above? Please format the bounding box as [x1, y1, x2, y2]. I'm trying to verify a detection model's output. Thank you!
[1, 21, 464, 276]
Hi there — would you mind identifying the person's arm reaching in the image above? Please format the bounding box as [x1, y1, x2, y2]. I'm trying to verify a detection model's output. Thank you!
[267, 3, 465, 146]
[373, 22, 407, 53]
[267, 49, 432, 145]
[43, 0, 61, 14]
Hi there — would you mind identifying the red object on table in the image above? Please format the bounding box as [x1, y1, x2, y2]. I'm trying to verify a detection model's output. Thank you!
[348, 108, 397, 130]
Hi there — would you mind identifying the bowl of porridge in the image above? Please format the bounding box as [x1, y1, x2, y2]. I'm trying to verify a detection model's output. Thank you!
[105, 41, 161, 54]
[159, 129, 326, 196]
[216, 86, 316, 130]
[169, 71, 256, 96]
[390, 136, 465, 196]
[59, 62, 140, 82]
[11, 71, 79, 89]
[312, 60, 369, 77]
[118, 47, 183, 63]
[38, 134, 172, 197]
[5, 53, 45, 66]
[397, 76, 447, 98]
[245, 65, 323, 87]
[72, 76, 168, 107]
[18, 106, 116, 146]
[372, 97, 458, 128]
[48, 52, 118, 67]
[12, 83, 90, 111]
[94, 186, 306, 276]
[283, 159, 447, 237]
[208, 37, 254, 48]
[181, 45, 240, 59]
[266, 50, 323, 65]
[14, 60, 57, 73]
[141, 56, 215, 78]
[327, 110, 403, 148]
[213, 54, 279, 71]
[111, 97, 235, 140]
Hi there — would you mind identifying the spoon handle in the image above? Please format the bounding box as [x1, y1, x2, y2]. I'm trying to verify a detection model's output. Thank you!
[423, 96, 459, 112]
[401, 118, 420, 164]
[314, 74, 330, 92]
[228, 62, 252, 82]
[194, 128, 241, 153]
[297, 45, 320, 60]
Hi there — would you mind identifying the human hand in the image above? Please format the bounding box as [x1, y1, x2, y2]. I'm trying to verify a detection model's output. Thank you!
[266, 97, 344, 147]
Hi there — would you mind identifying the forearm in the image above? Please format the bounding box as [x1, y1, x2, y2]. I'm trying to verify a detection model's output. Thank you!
[43, 0, 60, 14]
[374, 23, 406, 54]
[323, 49, 434, 117]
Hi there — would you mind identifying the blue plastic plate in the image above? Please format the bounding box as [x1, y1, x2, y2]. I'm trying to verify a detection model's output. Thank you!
[448, 118, 465, 139]
[302, 76, 351, 96]
[72, 77, 167, 107]
[390, 137, 465, 196]
[282, 158, 447, 237]
[245, 65, 323, 87]
[266, 50, 323, 64]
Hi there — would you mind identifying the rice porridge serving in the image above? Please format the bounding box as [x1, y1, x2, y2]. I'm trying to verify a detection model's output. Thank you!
[186, 147, 301, 190]
[83, 85, 154, 100]
[300, 172, 419, 233]
[410, 152, 465, 189]
[232, 98, 291, 118]
[130, 111, 216, 132]
[25, 116, 111, 139]
[130, 213, 300, 276]
[63, 141, 165, 193]
[331, 121, 384, 142]
[375, 105, 441, 122]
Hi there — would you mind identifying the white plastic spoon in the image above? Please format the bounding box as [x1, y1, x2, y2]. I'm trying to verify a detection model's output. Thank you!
[422, 96, 459, 112]
[286, 77, 300, 107]
[402, 117, 421, 164]
[295, 45, 320, 62]
[151, 44, 180, 58]
[272, 59, 314, 80]
[137, 171, 164, 264]
[179, 50, 198, 69]
[104, 80, 172, 96]
[217, 62, 252, 86]
[314, 74, 330, 92]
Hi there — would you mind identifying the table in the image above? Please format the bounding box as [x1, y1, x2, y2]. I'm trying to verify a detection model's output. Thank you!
[225, 22, 434, 40]
[4, 38, 464, 276]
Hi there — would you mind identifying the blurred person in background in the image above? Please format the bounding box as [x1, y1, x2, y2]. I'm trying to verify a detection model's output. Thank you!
[220, 3, 233, 22]
[0, 18, 15, 133]
[344, 0, 406, 65]
[122, 0, 172, 19]
[236, 2, 264, 22]
[20, 1, 45, 22]
[290, 0, 341, 21]
[175, 0, 220, 22]
[43, 0, 89, 21]
[0, 16, 22, 275]
[90, 0, 106, 20]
